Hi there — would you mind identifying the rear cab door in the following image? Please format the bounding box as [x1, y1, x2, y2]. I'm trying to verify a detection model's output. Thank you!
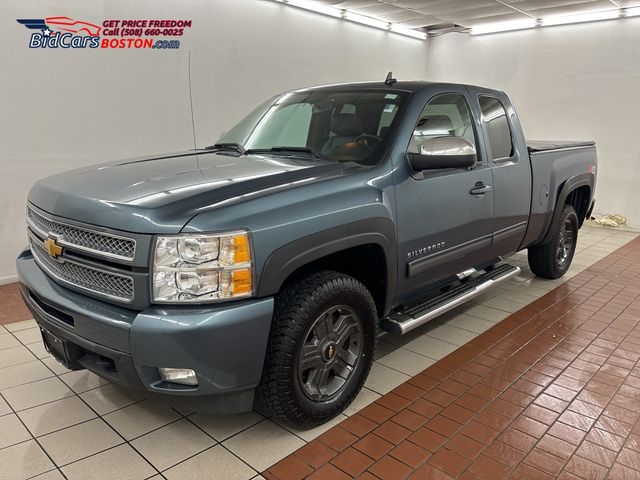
[467, 87, 532, 257]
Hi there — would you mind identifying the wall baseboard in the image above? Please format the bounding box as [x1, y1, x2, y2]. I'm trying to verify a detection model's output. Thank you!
[0, 276, 18, 286]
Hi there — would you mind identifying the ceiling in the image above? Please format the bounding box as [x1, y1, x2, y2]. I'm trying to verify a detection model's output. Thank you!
[312, 0, 640, 32]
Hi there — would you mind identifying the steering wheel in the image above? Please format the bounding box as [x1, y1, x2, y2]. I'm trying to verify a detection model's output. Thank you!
[354, 134, 382, 150]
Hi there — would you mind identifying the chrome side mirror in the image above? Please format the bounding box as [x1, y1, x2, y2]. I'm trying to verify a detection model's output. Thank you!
[408, 136, 477, 171]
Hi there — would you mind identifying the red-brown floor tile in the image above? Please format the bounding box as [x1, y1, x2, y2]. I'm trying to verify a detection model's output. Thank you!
[330, 447, 373, 477]
[0, 283, 32, 325]
[353, 433, 393, 460]
[427, 449, 469, 478]
[368, 455, 413, 480]
[295, 441, 337, 469]
[389, 440, 430, 469]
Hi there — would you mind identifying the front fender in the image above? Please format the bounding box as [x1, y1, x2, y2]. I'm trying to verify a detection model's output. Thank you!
[257, 217, 397, 314]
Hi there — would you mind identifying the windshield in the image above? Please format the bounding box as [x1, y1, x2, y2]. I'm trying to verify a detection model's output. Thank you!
[216, 89, 408, 164]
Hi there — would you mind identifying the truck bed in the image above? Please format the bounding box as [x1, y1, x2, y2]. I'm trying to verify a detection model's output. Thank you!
[521, 140, 597, 248]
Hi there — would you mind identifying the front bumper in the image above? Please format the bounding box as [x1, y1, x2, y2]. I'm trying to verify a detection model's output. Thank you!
[17, 249, 273, 412]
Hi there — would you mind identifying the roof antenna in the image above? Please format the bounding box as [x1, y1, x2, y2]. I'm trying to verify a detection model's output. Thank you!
[385, 71, 397, 86]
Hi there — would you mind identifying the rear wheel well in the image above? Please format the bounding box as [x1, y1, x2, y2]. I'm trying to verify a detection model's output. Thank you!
[564, 185, 591, 227]
[280, 244, 387, 317]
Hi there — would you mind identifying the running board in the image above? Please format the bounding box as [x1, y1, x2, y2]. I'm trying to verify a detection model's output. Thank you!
[381, 264, 521, 335]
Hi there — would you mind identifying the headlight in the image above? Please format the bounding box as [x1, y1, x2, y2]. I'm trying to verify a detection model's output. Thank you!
[152, 231, 252, 303]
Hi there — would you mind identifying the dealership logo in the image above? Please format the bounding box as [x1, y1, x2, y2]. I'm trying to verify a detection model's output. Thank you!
[17, 16, 191, 49]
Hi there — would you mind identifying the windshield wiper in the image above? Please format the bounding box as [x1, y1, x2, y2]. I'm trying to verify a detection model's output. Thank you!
[204, 142, 246, 154]
[246, 146, 325, 161]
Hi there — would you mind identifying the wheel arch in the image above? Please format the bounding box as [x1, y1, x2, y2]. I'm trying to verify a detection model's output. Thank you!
[542, 173, 594, 244]
[257, 218, 396, 317]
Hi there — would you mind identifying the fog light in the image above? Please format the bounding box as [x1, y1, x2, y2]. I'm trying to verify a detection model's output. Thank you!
[158, 367, 198, 386]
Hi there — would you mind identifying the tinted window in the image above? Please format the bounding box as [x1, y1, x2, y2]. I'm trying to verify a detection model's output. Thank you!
[409, 93, 477, 154]
[479, 97, 513, 160]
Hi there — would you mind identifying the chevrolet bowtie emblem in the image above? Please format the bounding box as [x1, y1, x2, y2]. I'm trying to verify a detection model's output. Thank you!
[43, 237, 63, 258]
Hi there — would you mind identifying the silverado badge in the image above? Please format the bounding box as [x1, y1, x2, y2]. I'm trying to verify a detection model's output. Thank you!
[43, 237, 63, 259]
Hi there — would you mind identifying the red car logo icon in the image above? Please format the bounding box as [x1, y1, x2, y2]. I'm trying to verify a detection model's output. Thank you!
[45, 16, 101, 36]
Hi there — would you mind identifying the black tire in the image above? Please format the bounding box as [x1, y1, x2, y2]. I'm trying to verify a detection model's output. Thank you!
[528, 204, 579, 279]
[256, 271, 377, 429]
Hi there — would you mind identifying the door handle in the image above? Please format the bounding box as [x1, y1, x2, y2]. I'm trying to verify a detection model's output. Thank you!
[469, 183, 493, 196]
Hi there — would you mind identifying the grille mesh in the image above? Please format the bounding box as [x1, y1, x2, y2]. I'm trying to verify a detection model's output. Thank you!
[30, 235, 134, 302]
[27, 207, 135, 260]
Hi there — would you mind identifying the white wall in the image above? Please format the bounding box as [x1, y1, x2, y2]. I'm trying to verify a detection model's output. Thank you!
[426, 18, 640, 229]
[0, 0, 429, 281]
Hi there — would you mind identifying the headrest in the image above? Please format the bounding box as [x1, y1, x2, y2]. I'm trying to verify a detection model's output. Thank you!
[331, 113, 363, 136]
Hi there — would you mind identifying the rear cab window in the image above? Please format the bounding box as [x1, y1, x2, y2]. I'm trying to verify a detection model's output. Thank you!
[478, 96, 514, 162]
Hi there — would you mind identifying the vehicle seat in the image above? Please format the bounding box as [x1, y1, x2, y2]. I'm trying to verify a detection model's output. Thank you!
[321, 113, 364, 155]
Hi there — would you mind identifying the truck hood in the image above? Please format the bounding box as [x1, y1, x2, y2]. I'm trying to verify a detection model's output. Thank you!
[28, 150, 352, 233]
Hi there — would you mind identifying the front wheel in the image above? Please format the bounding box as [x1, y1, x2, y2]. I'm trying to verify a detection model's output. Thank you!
[528, 204, 579, 279]
[257, 271, 377, 429]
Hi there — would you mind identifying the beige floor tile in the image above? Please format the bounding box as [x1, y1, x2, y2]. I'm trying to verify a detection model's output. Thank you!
[103, 400, 182, 440]
[445, 314, 494, 334]
[164, 445, 255, 480]
[13, 328, 42, 345]
[59, 370, 109, 393]
[282, 413, 347, 443]
[41, 356, 71, 375]
[80, 383, 144, 415]
[0, 413, 31, 449]
[3, 376, 74, 411]
[376, 347, 435, 376]
[344, 387, 380, 416]
[30, 470, 65, 480]
[510, 285, 550, 298]
[38, 418, 123, 466]
[462, 304, 511, 323]
[0, 333, 21, 350]
[0, 440, 55, 480]
[482, 296, 528, 313]
[425, 324, 478, 346]
[4, 319, 37, 332]
[374, 339, 398, 360]
[0, 394, 11, 416]
[403, 334, 458, 361]
[131, 418, 215, 471]
[189, 410, 264, 442]
[61, 444, 156, 480]
[26, 341, 51, 359]
[0, 360, 53, 390]
[364, 362, 410, 395]
[18, 396, 96, 437]
[223, 420, 305, 472]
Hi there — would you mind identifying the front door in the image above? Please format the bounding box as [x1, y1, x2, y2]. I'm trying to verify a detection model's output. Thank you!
[394, 89, 494, 303]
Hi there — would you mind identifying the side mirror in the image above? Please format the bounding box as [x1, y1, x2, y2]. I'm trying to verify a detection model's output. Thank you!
[407, 136, 477, 171]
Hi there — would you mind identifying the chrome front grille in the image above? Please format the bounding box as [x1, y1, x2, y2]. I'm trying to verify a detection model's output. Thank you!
[29, 233, 134, 303]
[27, 206, 136, 262]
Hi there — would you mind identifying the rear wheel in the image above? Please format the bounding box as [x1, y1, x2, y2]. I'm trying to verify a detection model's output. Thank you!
[528, 204, 578, 279]
[257, 271, 377, 429]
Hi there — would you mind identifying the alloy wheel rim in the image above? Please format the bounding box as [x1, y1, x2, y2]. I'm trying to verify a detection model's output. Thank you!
[298, 305, 363, 401]
[556, 218, 575, 266]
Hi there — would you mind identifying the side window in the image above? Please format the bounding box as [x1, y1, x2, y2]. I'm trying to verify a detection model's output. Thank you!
[409, 93, 477, 155]
[479, 96, 513, 161]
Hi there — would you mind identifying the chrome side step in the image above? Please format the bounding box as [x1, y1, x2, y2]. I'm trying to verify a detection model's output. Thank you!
[381, 264, 521, 335]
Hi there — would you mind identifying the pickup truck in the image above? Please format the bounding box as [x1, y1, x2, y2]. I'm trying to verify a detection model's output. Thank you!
[17, 79, 597, 428]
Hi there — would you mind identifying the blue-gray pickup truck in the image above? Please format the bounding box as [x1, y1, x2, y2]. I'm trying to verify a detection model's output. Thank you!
[17, 79, 597, 428]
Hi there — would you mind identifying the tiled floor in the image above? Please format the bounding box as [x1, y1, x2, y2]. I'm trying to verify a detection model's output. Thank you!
[264, 226, 640, 480]
[0, 224, 637, 479]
